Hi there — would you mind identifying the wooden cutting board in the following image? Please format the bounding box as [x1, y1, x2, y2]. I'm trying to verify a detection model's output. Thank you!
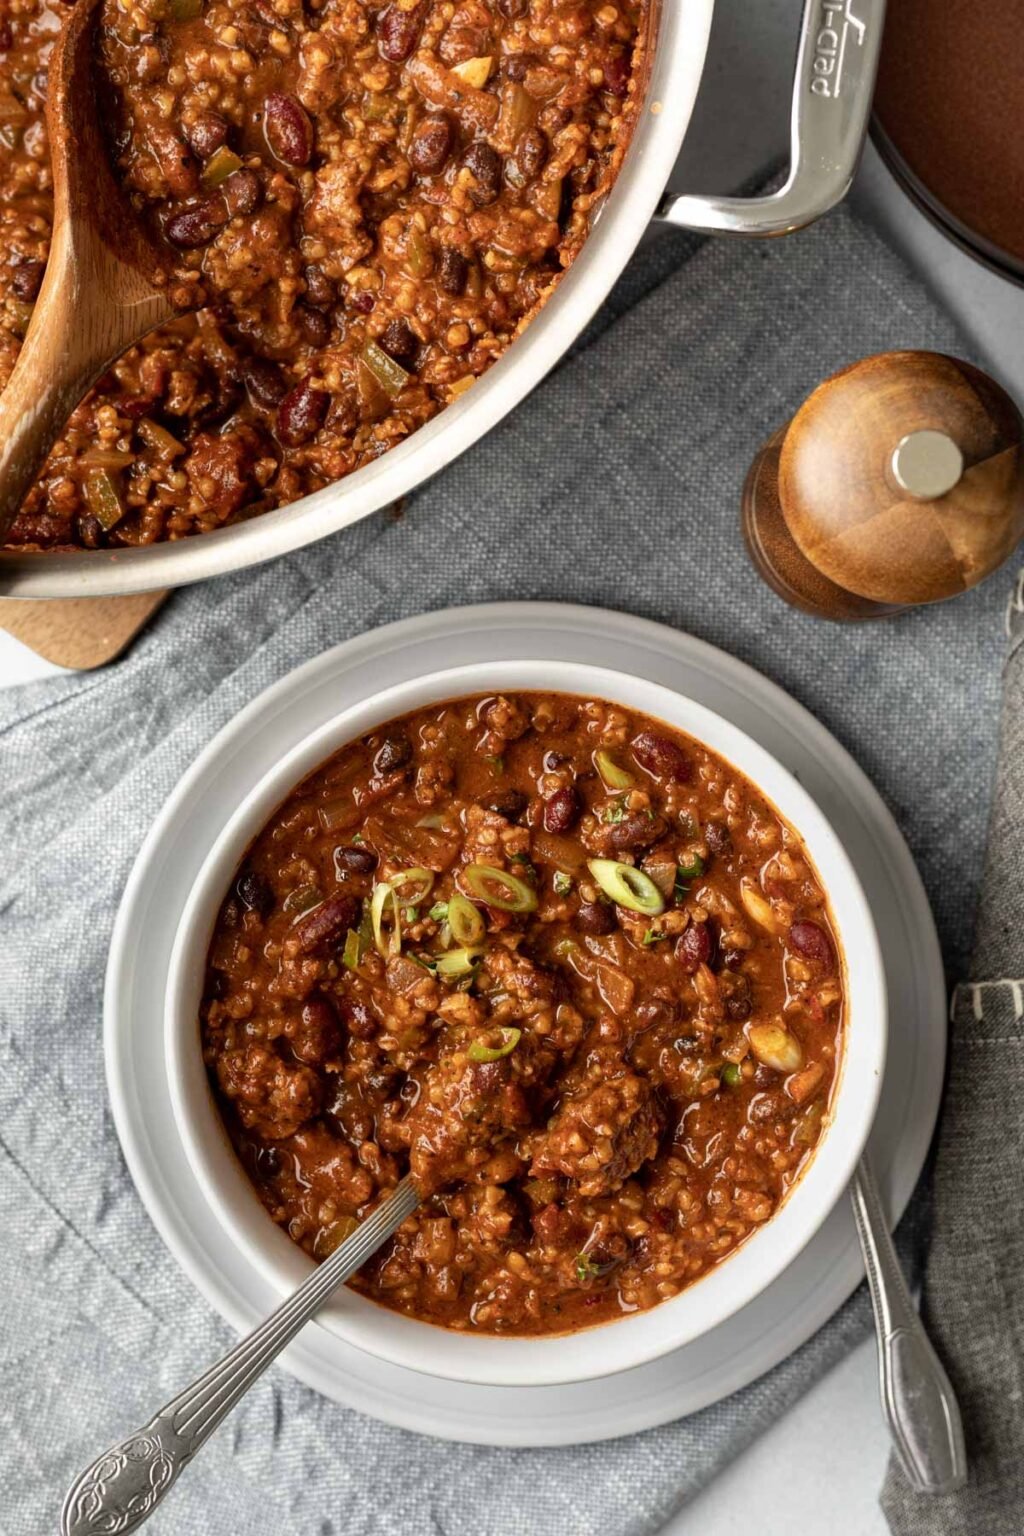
[0, 590, 167, 670]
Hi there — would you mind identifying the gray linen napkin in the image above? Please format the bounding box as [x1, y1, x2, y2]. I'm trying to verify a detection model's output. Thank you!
[880, 573, 1024, 1533]
[0, 201, 1011, 1536]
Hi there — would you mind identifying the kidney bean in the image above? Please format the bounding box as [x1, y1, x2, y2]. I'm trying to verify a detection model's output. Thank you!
[277, 377, 329, 445]
[236, 867, 274, 917]
[373, 733, 413, 773]
[485, 788, 527, 821]
[748, 1090, 796, 1126]
[77, 514, 103, 549]
[606, 812, 667, 853]
[704, 821, 733, 856]
[11, 260, 44, 301]
[721, 946, 745, 971]
[296, 303, 331, 347]
[631, 731, 692, 783]
[264, 92, 314, 166]
[0, 22, 12, 48]
[288, 996, 342, 1063]
[513, 127, 547, 182]
[576, 900, 616, 936]
[222, 168, 262, 216]
[675, 921, 715, 974]
[185, 112, 229, 159]
[437, 246, 468, 296]
[409, 113, 454, 175]
[789, 920, 834, 968]
[350, 289, 376, 315]
[304, 264, 335, 308]
[164, 197, 228, 248]
[292, 892, 360, 953]
[462, 141, 502, 205]
[342, 997, 378, 1040]
[334, 843, 379, 875]
[543, 784, 581, 834]
[497, 0, 528, 15]
[377, 1, 424, 61]
[505, 51, 539, 81]
[243, 357, 287, 409]
[379, 317, 418, 368]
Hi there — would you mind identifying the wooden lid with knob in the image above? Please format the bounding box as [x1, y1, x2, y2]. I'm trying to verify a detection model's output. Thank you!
[742, 351, 1024, 620]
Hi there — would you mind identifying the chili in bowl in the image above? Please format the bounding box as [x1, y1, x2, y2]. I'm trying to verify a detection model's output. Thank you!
[166, 660, 886, 1386]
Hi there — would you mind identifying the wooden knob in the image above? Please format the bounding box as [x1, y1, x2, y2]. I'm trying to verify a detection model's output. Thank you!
[742, 351, 1024, 620]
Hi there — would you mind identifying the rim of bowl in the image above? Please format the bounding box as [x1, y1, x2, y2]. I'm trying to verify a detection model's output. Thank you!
[165, 659, 887, 1387]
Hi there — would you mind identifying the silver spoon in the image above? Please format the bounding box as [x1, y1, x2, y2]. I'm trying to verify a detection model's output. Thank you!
[850, 1159, 967, 1493]
[61, 1176, 419, 1536]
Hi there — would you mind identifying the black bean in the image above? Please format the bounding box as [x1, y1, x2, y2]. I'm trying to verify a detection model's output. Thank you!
[334, 844, 379, 875]
[373, 733, 413, 773]
[378, 318, 418, 368]
[437, 247, 469, 296]
[485, 788, 528, 821]
[236, 867, 274, 917]
[296, 303, 331, 347]
[304, 264, 335, 308]
[462, 141, 502, 205]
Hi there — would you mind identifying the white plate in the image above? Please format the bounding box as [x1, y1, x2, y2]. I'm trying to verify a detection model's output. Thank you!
[105, 602, 945, 1447]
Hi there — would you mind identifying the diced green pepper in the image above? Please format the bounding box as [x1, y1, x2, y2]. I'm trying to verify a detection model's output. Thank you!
[82, 469, 126, 532]
[360, 340, 409, 400]
[201, 145, 242, 188]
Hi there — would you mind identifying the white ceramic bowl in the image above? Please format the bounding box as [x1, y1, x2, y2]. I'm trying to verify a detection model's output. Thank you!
[166, 659, 886, 1387]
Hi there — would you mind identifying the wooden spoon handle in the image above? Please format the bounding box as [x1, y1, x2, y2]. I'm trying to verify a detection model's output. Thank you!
[0, 220, 172, 544]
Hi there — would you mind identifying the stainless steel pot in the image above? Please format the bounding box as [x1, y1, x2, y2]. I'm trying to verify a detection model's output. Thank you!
[0, 0, 885, 598]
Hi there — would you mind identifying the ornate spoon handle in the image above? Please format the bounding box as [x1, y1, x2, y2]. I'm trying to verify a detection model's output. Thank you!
[850, 1159, 967, 1494]
[62, 1177, 419, 1536]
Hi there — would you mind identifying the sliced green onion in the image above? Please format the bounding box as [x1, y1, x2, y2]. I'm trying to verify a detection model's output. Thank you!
[467, 1026, 520, 1063]
[575, 1253, 600, 1284]
[360, 339, 409, 399]
[388, 866, 434, 905]
[370, 881, 402, 957]
[720, 1062, 742, 1088]
[342, 928, 364, 970]
[484, 754, 504, 774]
[587, 859, 665, 917]
[282, 883, 321, 915]
[435, 945, 485, 980]
[642, 928, 667, 946]
[403, 906, 419, 923]
[464, 863, 538, 913]
[603, 800, 627, 824]
[416, 813, 447, 829]
[594, 749, 635, 790]
[429, 900, 449, 923]
[202, 145, 242, 188]
[676, 854, 706, 884]
[553, 871, 573, 897]
[448, 892, 486, 946]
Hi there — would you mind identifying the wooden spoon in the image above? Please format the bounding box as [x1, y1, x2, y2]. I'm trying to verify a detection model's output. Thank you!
[0, 0, 181, 545]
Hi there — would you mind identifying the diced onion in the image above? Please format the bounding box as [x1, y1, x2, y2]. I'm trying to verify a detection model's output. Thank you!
[748, 1021, 804, 1073]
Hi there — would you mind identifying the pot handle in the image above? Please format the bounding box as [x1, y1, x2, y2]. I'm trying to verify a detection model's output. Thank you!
[657, 0, 886, 237]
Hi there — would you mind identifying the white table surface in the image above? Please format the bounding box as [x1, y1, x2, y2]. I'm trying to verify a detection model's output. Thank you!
[3, 3, 1019, 1530]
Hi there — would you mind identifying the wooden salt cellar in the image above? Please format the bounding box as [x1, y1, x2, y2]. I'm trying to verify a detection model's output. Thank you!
[742, 351, 1024, 620]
